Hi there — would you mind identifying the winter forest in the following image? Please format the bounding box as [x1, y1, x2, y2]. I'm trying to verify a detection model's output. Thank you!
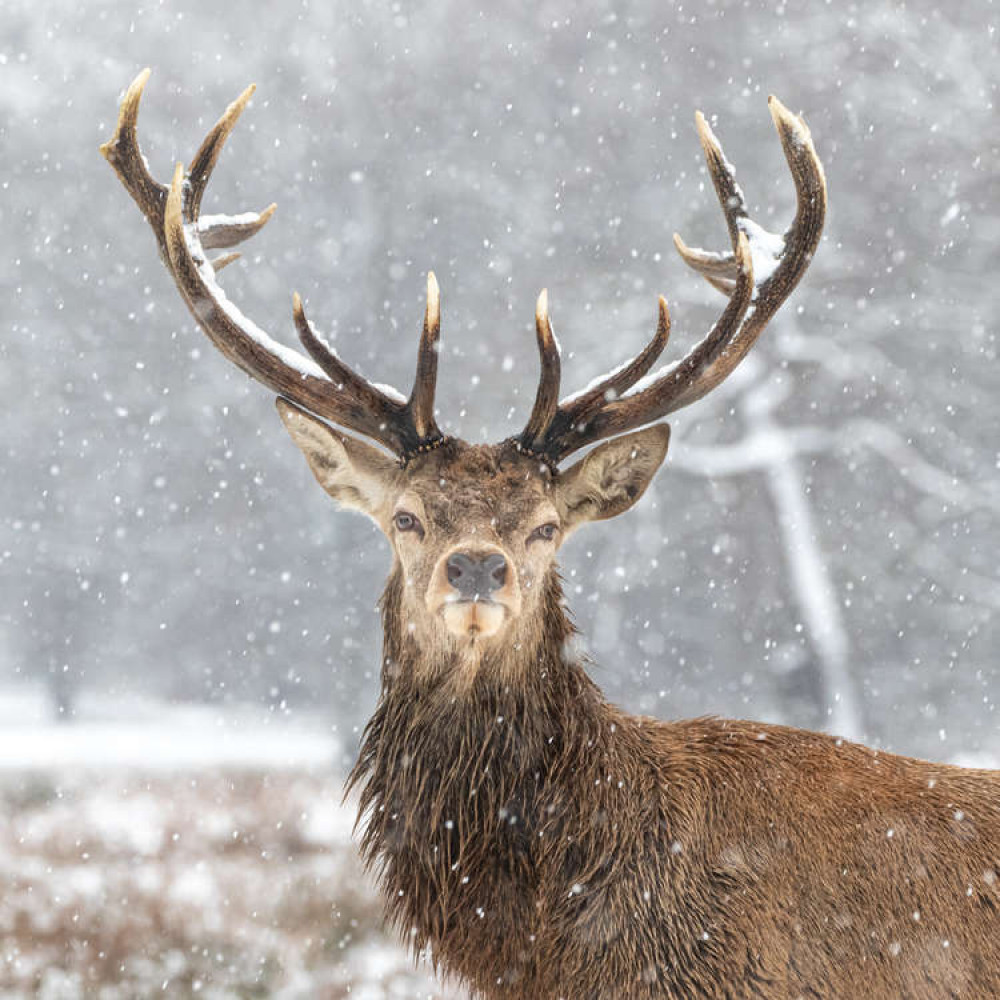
[2, 0, 998, 995]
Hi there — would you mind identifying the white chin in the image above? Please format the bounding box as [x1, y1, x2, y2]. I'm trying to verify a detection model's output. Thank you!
[441, 602, 506, 639]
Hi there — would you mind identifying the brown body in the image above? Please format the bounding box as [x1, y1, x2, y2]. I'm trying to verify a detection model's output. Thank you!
[101, 73, 1000, 997]
[349, 443, 1000, 999]
[360, 593, 1000, 998]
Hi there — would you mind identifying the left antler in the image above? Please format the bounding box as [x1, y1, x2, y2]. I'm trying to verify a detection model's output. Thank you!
[518, 96, 826, 466]
[101, 69, 445, 460]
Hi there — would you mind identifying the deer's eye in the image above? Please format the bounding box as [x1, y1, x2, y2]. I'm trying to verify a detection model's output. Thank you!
[393, 511, 423, 537]
[528, 522, 559, 544]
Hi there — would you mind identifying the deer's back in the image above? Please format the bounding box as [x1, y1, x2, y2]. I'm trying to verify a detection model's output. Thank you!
[525, 716, 1000, 999]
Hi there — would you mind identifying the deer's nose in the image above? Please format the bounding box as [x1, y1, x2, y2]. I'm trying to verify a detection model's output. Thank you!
[446, 552, 508, 600]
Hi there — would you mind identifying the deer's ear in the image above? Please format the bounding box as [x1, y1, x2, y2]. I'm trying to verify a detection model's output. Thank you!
[276, 398, 399, 522]
[555, 424, 670, 531]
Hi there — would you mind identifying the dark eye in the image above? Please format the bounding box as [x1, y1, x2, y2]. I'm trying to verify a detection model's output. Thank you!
[528, 522, 559, 544]
[393, 511, 423, 536]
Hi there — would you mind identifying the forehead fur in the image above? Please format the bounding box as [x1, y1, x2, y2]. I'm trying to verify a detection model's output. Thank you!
[402, 439, 554, 530]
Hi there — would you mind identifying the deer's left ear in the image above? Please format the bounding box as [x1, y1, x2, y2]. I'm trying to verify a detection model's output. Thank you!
[555, 424, 670, 531]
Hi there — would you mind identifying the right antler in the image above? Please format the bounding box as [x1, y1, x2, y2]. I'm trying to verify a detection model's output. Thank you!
[100, 69, 445, 460]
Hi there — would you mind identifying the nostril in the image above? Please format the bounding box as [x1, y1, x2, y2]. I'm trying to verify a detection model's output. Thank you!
[484, 553, 507, 590]
[447, 553, 472, 587]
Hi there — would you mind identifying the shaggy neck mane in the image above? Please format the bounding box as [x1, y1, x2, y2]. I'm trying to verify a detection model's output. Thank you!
[346, 565, 605, 963]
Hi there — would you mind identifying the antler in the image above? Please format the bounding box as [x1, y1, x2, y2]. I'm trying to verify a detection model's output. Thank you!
[100, 69, 444, 459]
[519, 96, 826, 465]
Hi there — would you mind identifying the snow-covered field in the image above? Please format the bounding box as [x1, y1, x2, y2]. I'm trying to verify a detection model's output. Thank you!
[0, 691, 459, 999]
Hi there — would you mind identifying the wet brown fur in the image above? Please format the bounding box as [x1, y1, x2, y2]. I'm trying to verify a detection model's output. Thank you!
[346, 444, 1000, 1000]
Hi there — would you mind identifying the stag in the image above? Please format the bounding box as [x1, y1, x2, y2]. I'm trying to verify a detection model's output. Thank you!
[102, 71, 999, 999]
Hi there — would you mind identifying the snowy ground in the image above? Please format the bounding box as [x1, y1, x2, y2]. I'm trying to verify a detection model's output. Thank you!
[0, 690, 460, 999]
[1, 688, 993, 999]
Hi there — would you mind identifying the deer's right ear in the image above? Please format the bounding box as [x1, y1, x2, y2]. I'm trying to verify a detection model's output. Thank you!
[276, 398, 399, 522]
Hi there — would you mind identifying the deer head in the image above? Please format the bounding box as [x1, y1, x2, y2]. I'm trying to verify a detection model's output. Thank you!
[100, 69, 825, 678]
[276, 392, 670, 663]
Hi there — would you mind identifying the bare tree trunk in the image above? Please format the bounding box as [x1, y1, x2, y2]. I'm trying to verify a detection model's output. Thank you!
[671, 377, 865, 741]
[760, 431, 864, 740]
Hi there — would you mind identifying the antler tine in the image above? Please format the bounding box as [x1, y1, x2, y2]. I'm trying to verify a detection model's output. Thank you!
[673, 232, 740, 295]
[199, 203, 278, 252]
[667, 110, 750, 294]
[99, 69, 169, 254]
[103, 70, 433, 458]
[409, 271, 442, 441]
[520, 289, 562, 451]
[293, 272, 444, 447]
[291, 293, 406, 437]
[186, 83, 255, 220]
[746, 96, 826, 321]
[696, 111, 750, 248]
[533, 96, 825, 465]
[543, 296, 672, 445]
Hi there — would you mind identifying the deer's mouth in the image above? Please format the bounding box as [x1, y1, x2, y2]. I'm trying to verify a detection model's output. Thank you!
[440, 599, 508, 639]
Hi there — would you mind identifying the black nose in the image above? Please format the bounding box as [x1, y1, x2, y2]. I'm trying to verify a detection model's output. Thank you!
[446, 552, 508, 600]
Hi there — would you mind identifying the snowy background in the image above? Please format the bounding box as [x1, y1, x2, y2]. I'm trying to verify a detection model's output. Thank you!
[2, 0, 998, 995]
